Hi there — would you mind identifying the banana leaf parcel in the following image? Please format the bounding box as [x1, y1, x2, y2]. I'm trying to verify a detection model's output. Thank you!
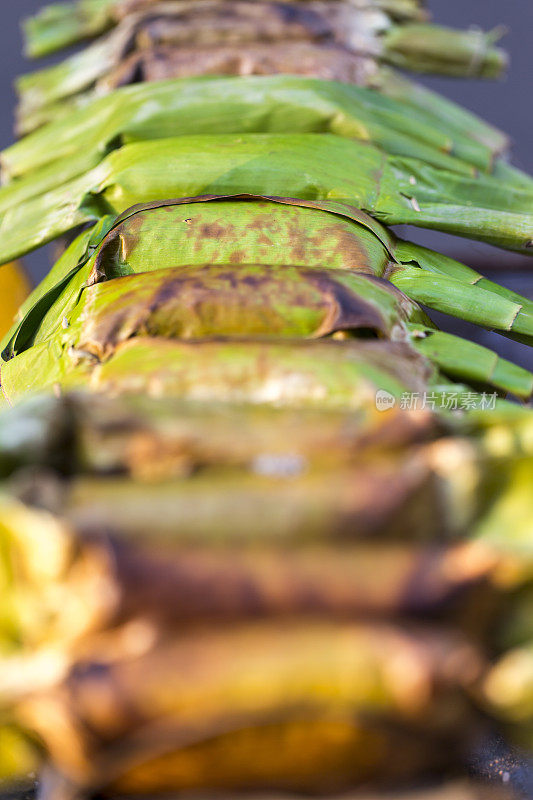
[16, 0, 505, 134]
[0, 392, 532, 798]
[2, 197, 532, 404]
[15, 0, 509, 145]
[2, 74, 505, 184]
[21, 0, 427, 58]
[1, 134, 533, 268]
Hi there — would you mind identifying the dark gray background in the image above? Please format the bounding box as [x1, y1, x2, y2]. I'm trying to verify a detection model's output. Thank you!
[0, 0, 532, 368]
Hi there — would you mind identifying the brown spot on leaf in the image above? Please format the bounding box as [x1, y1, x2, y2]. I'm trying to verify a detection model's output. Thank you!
[229, 250, 246, 263]
[200, 223, 227, 239]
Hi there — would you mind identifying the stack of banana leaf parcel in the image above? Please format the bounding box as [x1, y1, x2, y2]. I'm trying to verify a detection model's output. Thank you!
[0, 0, 533, 798]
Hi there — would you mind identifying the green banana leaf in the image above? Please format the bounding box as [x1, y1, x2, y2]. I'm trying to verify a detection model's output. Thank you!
[12, 42, 383, 137]
[390, 267, 533, 343]
[17, 12, 136, 117]
[1, 134, 533, 268]
[406, 326, 533, 400]
[382, 23, 506, 78]
[2, 74, 497, 186]
[372, 67, 509, 157]
[23, 0, 116, 57]
[15, 86, 107, 137]
[15, 52, 515, 179]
